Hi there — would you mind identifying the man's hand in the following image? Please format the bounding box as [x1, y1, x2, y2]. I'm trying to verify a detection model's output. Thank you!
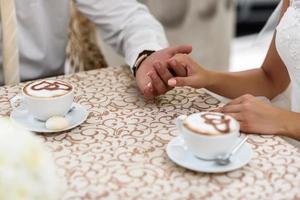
[135, 45, 192, 99]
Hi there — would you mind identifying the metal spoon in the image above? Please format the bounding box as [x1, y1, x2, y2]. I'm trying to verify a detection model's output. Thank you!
[195, 136, 249, 165]
[215, 136, 249, 165]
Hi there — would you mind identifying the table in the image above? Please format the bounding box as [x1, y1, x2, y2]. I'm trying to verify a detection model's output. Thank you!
[0, 67, 299, 200]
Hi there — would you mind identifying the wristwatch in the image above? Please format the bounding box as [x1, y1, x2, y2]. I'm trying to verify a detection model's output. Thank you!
[133, 50, 155, 77]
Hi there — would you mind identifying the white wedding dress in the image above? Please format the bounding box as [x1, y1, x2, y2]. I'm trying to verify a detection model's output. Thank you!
[276, 0, 300, 113]
[275, 0, 300, 147]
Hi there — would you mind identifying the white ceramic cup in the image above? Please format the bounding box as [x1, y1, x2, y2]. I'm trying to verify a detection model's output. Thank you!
[11, 80, 74, 121]
[176, 112, 240, 160]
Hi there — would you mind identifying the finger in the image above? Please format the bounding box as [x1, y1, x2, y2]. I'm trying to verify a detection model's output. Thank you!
[225, 94, 252, 106]
[221, 104, 243, 113]
[239, 122, 252, 133]
[225, 98, 244, 106]
[226, 113, 244, 122]
[143, 82, 155, 100]
[168, 59, 187, 77]
[212, 107, 222, 112]
[148, 71, 168, 95]
[154, 62, 173, 86]
[168, 77, 193, 87]
[169, 45, 193, 56]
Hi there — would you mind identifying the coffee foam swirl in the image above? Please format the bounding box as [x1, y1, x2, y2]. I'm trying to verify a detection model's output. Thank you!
[24, 80, 72, 98]
[183, 112, 238, 136]
[201, 113, 230, 134]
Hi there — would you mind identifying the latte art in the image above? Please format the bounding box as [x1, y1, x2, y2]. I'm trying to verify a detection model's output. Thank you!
[183, 112, 238, 136]
[201, 113, 230, 134]
[24, 80, 73, 98]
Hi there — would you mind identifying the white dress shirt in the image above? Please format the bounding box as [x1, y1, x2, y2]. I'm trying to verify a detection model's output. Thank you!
[0, 0, 168, 85]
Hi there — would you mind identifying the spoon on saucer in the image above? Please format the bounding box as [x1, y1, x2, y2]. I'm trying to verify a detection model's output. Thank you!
[195, 136, 249, 165]
[214, 136, 249, 165]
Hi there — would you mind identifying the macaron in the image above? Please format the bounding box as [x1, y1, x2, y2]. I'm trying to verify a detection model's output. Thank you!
[45, 116, 69, 130]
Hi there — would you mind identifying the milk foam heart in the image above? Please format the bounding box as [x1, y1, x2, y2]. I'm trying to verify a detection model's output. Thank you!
[23, 80, 73, 98]
[183, 112, 239, 136]
[177, 112, 240, 160]
[13, 79, 75, 121]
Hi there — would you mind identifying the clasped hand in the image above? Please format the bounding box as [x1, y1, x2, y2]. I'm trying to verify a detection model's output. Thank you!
[140, 52, 286, 136]
[135, 45, 192, 100]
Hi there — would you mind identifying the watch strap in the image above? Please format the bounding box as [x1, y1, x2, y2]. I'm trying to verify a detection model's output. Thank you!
[133, 50, 155, 77]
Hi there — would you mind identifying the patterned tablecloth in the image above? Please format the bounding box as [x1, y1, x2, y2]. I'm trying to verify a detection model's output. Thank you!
[0, 67, 299, 200]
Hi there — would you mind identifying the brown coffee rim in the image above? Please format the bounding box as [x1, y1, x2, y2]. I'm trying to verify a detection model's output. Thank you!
[22, 80, 73, 99]
[183, 118, 239, 137]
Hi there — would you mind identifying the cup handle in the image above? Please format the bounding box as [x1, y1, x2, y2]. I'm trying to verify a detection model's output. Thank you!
[176, 115, 188, 148]
[10, 94, 28, 113]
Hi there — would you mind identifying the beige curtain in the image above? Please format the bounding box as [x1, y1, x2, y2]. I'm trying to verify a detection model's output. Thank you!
[141, 0, 235, 71]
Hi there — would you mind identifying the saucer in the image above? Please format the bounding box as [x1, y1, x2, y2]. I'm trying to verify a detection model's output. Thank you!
[166, 136, 252, 173]
[10, 103, 89, 133]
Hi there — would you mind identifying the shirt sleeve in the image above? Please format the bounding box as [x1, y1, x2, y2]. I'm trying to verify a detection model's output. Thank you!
[75, 0, 169, 70]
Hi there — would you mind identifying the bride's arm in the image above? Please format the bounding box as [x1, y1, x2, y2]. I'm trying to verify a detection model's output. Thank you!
[167, 0, 290, 100]
[204, 0, 290, 99]
[280, 110, 300, 140]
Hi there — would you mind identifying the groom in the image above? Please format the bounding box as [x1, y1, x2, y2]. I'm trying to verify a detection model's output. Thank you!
[0, 0, 191, 99]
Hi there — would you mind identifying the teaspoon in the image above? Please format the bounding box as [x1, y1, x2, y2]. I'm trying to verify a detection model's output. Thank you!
[195, 136, 249, 166]
[215, 136, 249, 165]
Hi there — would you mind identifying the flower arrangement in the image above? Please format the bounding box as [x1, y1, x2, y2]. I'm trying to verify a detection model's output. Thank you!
[0, 118, 61, 200]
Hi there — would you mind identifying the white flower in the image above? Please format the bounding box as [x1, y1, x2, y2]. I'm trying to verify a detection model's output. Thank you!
[0, 118, 61, 200]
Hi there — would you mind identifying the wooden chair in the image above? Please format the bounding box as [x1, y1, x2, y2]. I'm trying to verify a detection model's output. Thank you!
[65, 1, 108, 74]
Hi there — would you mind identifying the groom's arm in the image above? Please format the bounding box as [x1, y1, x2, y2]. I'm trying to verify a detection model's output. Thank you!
[76, 0, 168, 68]
[76, 0, 188, 99]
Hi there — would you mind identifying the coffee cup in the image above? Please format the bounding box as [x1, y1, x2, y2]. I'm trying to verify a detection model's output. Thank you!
[176, 112, 240, 160]
[11, 79, 74, 121]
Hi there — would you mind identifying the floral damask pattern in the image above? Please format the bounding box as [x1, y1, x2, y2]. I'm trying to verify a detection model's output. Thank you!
[0, 67, 299, 200]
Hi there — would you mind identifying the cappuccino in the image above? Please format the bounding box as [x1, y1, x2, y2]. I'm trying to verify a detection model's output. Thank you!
[183, 112, 238, 136]
[23, 80, 73, 98]
[176, 112, 240, 159]
[11, 79, 75, 121]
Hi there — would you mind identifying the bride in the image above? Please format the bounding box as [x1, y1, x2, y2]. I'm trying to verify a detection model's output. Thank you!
[150, 0, 300, 141]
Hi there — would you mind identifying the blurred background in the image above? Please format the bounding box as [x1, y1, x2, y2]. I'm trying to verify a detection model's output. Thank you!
[101, 0, 280, 72]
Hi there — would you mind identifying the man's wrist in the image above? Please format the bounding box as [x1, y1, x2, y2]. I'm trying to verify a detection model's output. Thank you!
[133, 50, 155, 77]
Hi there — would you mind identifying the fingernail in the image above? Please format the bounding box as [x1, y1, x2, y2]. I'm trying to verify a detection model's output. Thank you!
[147, 82, 152, 88]
[168, 79, 176, 86]
[146, 83, 153, 93]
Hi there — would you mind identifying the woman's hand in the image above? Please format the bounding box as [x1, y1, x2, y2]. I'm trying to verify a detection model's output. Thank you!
[166, 54, 211, 88]
[219, 94, 286, 135]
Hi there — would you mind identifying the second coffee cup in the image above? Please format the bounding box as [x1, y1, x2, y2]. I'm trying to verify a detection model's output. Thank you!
[176, 112, 240, 160]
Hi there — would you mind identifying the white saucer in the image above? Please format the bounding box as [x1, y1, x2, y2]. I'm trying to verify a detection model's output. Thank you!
[166, 136, 252, 173]
[10, 103, 89, 133]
